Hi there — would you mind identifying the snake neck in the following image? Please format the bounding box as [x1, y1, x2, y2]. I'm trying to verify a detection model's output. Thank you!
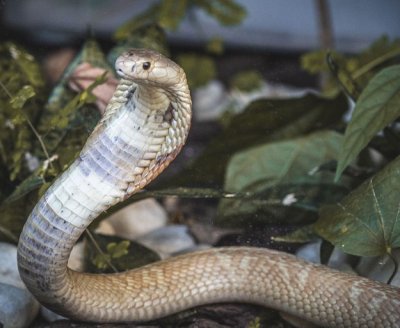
[17, 76, 192, 312]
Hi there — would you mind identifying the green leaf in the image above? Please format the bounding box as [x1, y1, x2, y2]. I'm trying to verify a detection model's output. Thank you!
[35, 39, 109, 172]
[92, 252, 112, 270]
[92, 240, 130, 270]
[114, 0, 246, 41]
[109, 24, 169, 65]
[46, 39, 111, 109]
[9, 128, 32, 181]
[0, 43, 44, 182]
[106, 240, 130, 259]
[225, 131, 343, 193]
[196, 0, 247, 26]
[86, 234, 160, 273]
[300, 50, 325, 74]
[114, 4, 161, 40]
[216, 184, 320, 228]
[326, 53, 361, 101]
[247, 317, 261, 328]
[158, 0, 188, 30]
[7, 42, 45, 88]
[49, 72, 107, 130]
[3, 175, 44, 204]
[206, 37, 224, 55]
[352, 40, 400, 79]
[316, 156, 400, 257]
[217, 131, 350, 226]
[177, 54, 216, 88]
[0, 193, 37, 243]
[335, 65, 400, 181]
[173, 93, 348, 188]
[351, 36, 400, 80]
[271, 225, 316, 243]
[230, 70, 264, 92]
[10, 85, 36, 110]
[114, 0, 188, 37]
[301, 37, 400, 96]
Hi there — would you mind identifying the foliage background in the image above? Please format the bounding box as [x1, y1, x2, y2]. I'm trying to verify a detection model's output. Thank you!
[0, 0, 400, 325]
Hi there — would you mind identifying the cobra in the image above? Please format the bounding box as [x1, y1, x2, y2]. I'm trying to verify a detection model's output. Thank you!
[17, 49, 400, 327]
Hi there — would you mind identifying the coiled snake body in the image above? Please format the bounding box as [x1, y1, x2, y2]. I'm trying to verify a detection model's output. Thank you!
[17, 49, 400, 327]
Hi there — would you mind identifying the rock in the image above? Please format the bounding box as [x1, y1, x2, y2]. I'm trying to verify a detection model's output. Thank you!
[172, 244, 211, 256]
[0, 243, 25, 289]
[94, 219, 116, 236]
[40, 306, 66, 323]
[136, 225, 196, 259]
[96, 198, 167, 240]
[301, 246, 400, 286]
[0, 243, 41, 326]
[296, 240, 355, 273]
[188, 219, 239, 246]
[193, 80, 229, 121]
[0, 282, 39, 328]
[67, 241, 85, 272]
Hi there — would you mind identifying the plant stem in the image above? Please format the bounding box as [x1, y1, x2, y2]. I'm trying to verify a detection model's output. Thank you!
[0, 226, 19, 243]
[352, 48, 400, 80]
[85, 229, 119, 273]
[315, 0, 334, 89]
[387, 251, 398, 285]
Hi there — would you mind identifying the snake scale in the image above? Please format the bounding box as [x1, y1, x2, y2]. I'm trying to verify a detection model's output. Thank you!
[17, 49, 400, 327]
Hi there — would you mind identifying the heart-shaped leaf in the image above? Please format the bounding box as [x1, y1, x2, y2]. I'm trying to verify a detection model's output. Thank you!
[317, 156, 400, 256]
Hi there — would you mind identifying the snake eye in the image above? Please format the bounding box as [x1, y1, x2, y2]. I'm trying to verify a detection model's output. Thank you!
[142, 62, 151, 70]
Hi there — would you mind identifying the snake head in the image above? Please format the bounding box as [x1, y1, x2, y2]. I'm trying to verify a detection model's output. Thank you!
[115, 49, 185, 88]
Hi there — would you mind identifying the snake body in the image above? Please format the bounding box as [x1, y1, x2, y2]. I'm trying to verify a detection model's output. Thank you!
[17, 49, 400, 327]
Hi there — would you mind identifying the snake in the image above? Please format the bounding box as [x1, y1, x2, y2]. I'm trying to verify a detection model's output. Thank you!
[17, 49, 400, 328]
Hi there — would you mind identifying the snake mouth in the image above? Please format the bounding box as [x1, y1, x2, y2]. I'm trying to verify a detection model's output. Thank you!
[115, 57, 135, 80]
[116, 69, 136, 82]
[116, 68, 127, 78]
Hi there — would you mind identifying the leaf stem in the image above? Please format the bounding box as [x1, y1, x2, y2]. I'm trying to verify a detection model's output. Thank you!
[24, 115, 53, 168]
[0, 226, 19, 243]
[387, 251, 398, 285]
[0, 80, 13, 98]
[85, 229, 119, 273]
[352, 48, 400, 80]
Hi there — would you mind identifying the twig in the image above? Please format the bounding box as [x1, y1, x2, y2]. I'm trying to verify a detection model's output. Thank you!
[315, 0, 334, 50]
[24, 116, 53, 169]
[95, 187, 308, 224]
[0, 80, 13, 98]
[0, 226, 19, 243]
[314, 0, 334, 89]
